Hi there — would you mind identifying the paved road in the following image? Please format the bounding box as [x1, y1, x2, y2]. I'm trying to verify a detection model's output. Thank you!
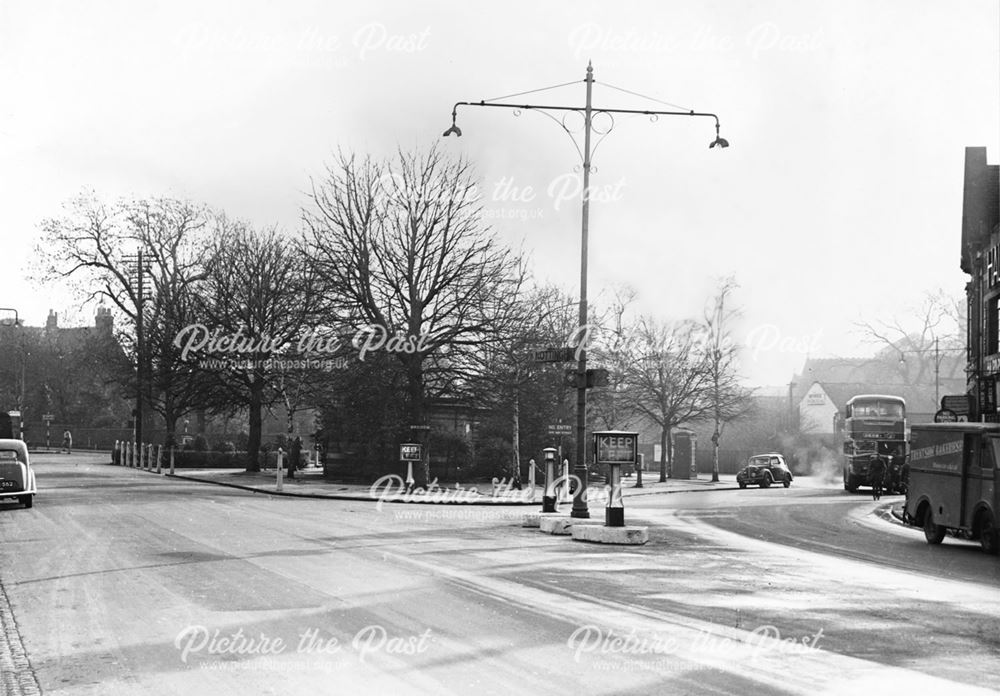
[1, 455, 997, 695]
[629, 477, 1000, 691]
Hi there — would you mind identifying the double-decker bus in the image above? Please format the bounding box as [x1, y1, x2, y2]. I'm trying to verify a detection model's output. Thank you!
[842, 394, 907, 493]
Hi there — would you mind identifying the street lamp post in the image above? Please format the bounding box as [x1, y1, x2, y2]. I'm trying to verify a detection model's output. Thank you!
[898, 337, 964, 409]
[444, 62, 728, 517]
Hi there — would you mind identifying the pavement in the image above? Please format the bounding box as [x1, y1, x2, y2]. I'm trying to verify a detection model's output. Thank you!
[117, 458, 741, 504]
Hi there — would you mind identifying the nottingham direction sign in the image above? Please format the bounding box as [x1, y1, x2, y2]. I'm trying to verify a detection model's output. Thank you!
[533, 347, 575, 363]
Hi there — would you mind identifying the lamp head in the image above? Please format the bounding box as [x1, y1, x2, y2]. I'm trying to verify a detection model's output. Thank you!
[442, 108, 462, 138]
[709, 121, 729, 149]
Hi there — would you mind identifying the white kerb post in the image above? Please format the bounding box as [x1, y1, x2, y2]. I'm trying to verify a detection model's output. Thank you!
[276, 448, 284, 492]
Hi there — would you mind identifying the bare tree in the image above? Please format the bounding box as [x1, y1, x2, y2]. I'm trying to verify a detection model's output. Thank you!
[588, 285, 639, 431]
[303, 146, 524, 483]
[473, 284, 580, 485]
[196, 220, 317, 471]
[855, 289, 966, 385]
[623, 317, 713, 481]
[702, 278, 756, 482]
[36, 194, 215, 446]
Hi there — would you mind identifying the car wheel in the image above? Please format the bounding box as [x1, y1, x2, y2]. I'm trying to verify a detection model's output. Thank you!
[923, 507, 945, 545]
[979, 511, 999, 555]
[738, 481, 747, 489]
[20, 495, 33, 509]
[783, 475, 791, 488]
[760, 475, 771, 488]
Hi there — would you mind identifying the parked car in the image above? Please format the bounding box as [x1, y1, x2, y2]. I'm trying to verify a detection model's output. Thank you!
[0, 439, 35, 509]
[737, 453, 792, 489]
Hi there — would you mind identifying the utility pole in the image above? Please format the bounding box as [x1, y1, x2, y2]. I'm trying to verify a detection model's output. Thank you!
[572, 63, 595, 518]
[934, 336, 940, 407]
[136, 248, 144, 449]
[124, 250, 148, 447]
[443, 62, 729, 518]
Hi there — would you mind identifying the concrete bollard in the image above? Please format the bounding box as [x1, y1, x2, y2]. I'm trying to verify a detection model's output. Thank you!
[276, 449, 284, 492]
[128, 441, 134, 468]
[156, 445, 162, 474]
[560, 459, 570, 503]
[542, 448, 558, 513]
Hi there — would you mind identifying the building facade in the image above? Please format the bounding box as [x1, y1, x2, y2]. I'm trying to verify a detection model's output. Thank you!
[961, 147, 1000, 420]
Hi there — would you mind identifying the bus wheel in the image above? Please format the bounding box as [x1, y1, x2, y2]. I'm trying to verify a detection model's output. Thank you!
[979, 511, 999, 555]
[846, 475, 859, 493]
[923, 507, 945, 545]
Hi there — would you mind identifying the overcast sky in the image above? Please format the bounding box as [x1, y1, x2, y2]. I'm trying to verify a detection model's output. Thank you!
[1, 0, 997, 387]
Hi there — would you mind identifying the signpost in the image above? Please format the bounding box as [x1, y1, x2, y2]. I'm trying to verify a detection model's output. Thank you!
[547, 424, 573, 472]
[941, 395, 971, 417]
[934, 408, 959, 423]
[593, 431, 638, 527]
[407, 425, 430, 489]
[533, 347, 575, 363]
[42, 413, 54, 449]
[400, 442, 422, 492]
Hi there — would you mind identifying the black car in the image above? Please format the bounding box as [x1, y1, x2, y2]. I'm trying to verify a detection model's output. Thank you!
[737, 453, 792, 489]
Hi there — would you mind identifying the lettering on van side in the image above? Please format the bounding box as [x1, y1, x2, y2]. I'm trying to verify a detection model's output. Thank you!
[909, 440, 963, 462]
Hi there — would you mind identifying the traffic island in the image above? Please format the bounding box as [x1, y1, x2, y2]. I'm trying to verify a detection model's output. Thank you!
[539, 515, 603, 535]
[522, 512, 567, 528]
[571, 524, 649, 545]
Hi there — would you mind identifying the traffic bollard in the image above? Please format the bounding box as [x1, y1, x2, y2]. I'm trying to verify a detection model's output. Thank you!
[606, 461, 625, 527]
[542, 447, 558, 513]
[276, 449, 284, 492]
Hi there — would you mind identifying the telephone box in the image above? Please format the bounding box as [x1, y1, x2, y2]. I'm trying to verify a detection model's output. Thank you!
[672, 429, 697, 479]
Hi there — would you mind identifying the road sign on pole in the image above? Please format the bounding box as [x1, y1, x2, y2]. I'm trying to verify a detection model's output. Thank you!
[533, 347, 575, 363]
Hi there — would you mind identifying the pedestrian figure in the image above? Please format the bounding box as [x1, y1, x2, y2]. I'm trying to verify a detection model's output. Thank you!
[62, 429, 72, 455]
[868, 454, 885, 501]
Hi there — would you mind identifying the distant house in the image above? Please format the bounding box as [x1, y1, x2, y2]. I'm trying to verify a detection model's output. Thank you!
[793, 355, 966, 435]
[0, 307, 130, 446]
